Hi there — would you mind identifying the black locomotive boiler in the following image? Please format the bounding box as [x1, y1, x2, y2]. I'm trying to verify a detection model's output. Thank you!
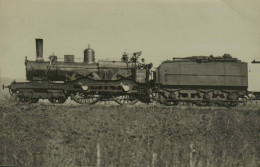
[4, 38, 250, 106]
[4, 39, 153, 104]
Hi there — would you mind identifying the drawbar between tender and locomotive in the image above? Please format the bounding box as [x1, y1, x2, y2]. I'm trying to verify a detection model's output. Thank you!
[3, 38, 250, 107]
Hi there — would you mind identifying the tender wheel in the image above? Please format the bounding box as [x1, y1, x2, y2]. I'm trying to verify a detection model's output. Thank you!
[113, 94, 139, 105]
[225, 101, 238, 107]
[163, 100, 179, 106]
[194, 101, 211, 106]
[158, 93, 179, 106]
[71, 92, 100, 104]
[30, 98, 39, 103]
[48, 98, 66, 104]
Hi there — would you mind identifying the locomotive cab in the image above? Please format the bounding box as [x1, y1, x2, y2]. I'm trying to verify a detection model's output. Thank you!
[120, 51, 152, 83]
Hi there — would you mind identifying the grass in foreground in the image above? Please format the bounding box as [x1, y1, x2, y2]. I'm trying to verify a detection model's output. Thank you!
[0, 95, 259, 166]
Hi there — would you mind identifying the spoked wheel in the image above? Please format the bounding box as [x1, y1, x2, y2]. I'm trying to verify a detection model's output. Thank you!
[158, 94, 179, 106]
[163, 100, 179, 106]
[71, 92, 100, 104]
[224, 101, 238, 107]
[113, 94, 139, 105]
[14, 94, 39, 103]
[9, 89, 14, 97]
[48, 98, 66, 104]
[19, 98, 39, 103]
[30, 98, 39, 103]
[238, 95, 250, 106]
[195, 101, 211, 106]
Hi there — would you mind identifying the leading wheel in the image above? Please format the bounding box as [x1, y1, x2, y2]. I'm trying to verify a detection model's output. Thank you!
[113, 94, 139, 105]
[14, 94, 39, 103]
[48, 98, 66, 104]
[71, 92, 100, 104]
[13, 92, 39, 103]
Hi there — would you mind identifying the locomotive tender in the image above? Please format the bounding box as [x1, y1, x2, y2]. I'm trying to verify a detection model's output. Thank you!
[155, 55, 248, 106]
[4, 39, 249, 106]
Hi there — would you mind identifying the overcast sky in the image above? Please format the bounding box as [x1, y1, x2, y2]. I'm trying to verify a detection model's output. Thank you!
[0, 0, 260, 90]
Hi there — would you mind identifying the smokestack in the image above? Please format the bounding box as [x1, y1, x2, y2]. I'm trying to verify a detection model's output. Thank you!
[35, 38, 43, 61]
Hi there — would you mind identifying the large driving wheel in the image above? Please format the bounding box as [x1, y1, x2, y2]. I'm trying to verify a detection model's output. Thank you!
[71, 92, 100, 104]
[113, 94, 139, 105]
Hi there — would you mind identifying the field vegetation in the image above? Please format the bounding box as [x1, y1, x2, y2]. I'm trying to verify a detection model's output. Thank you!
[0, 94, 259, 166]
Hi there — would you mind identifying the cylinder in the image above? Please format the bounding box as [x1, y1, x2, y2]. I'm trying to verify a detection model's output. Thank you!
[36, 38, 44, 61]
[84, 46, 95, 63]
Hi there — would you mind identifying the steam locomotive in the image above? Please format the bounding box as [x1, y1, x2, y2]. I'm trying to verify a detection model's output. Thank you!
[3, 39, 249, 106]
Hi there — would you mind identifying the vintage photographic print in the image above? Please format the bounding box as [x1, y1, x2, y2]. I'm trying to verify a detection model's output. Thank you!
[0, 0, 259, 166]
